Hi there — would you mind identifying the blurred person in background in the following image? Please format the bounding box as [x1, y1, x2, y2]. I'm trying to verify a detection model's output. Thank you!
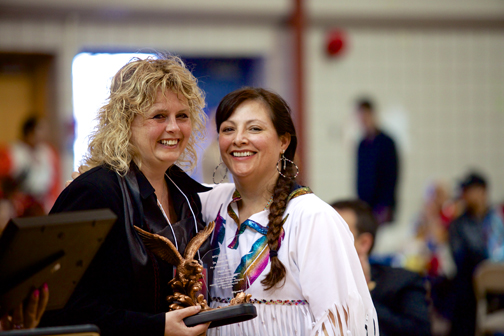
[332, 199, 431, 336]
[355, 98, 399, 225]
[402, 180, 461, 336]
[1, 115, 61, 215]
[0, 117, 56, 228]
[410, 180, 458, 278]
[448, 171, 504, 336]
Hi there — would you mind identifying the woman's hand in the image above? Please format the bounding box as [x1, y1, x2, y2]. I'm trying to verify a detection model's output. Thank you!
[0, 284, 49, 330]
[164, 306, 210, 336]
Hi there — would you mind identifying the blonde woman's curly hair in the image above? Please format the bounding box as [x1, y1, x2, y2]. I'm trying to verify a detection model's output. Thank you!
[80, 54, 206, 175]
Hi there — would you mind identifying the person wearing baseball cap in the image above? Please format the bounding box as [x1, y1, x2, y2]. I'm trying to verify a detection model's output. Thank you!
[448, 171, 504, 336]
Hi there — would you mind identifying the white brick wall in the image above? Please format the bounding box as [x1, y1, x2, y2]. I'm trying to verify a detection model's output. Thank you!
[307, 27, 504, 251]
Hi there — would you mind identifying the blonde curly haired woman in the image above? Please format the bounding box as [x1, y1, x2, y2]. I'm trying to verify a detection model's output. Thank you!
[40, 55, 211, 336]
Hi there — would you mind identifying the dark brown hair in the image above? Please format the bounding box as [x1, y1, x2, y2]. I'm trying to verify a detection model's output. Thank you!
[356, 97, 374, 112]
[21, 114, 40, 138]
[215, 87, 297, 290]
[331, 199, 379, 254]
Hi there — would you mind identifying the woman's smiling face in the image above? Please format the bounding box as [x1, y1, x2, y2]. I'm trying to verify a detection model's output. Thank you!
[130, 89, 192, 174]
[218, 99, 290, 183]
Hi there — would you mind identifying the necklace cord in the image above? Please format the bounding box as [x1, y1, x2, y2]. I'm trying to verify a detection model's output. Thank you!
[156, 198, 179, 251]
[165, 173, 202, 263]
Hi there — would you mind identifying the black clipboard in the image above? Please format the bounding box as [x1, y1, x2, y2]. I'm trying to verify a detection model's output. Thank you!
[184, 304, 257, 328]
[0, 209, 116, 316]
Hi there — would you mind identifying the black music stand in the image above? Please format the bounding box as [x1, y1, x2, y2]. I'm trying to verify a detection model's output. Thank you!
[0, 209, 116, 316]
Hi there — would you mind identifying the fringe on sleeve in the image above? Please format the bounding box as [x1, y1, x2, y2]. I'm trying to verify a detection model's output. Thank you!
[310, 293, 378, 336]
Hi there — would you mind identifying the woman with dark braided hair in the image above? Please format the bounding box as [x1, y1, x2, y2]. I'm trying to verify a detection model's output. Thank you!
[200, 88, 378, 335]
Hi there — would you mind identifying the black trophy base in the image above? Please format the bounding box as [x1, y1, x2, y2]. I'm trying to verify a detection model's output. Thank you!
[183, 303, 257, 328]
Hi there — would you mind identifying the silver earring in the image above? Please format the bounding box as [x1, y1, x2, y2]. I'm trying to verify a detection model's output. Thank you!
[213, 161, 228, 184]
[276, 153, 299, 179]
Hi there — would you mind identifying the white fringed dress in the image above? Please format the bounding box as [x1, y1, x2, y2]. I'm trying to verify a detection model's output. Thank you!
[199, 183, 378, 336]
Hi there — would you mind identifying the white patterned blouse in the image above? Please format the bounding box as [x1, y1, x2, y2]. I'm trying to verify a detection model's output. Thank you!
[199, 183, 378, 336]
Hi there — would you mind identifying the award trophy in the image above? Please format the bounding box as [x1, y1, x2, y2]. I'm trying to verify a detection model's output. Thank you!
[134, 221, 256, 329]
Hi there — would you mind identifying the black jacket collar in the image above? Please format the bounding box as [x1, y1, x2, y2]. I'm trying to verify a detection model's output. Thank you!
[131, 163, 211, 200]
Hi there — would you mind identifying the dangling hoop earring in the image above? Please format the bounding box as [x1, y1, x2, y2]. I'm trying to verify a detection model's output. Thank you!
[276, 152, 299, 179]
[213, 161, 228, 184]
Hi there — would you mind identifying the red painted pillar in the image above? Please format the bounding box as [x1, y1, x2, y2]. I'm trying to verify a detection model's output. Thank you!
[292, 0, 306, 184]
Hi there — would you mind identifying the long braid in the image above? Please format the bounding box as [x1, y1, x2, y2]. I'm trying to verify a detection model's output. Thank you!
[261, 164, 295, 290]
